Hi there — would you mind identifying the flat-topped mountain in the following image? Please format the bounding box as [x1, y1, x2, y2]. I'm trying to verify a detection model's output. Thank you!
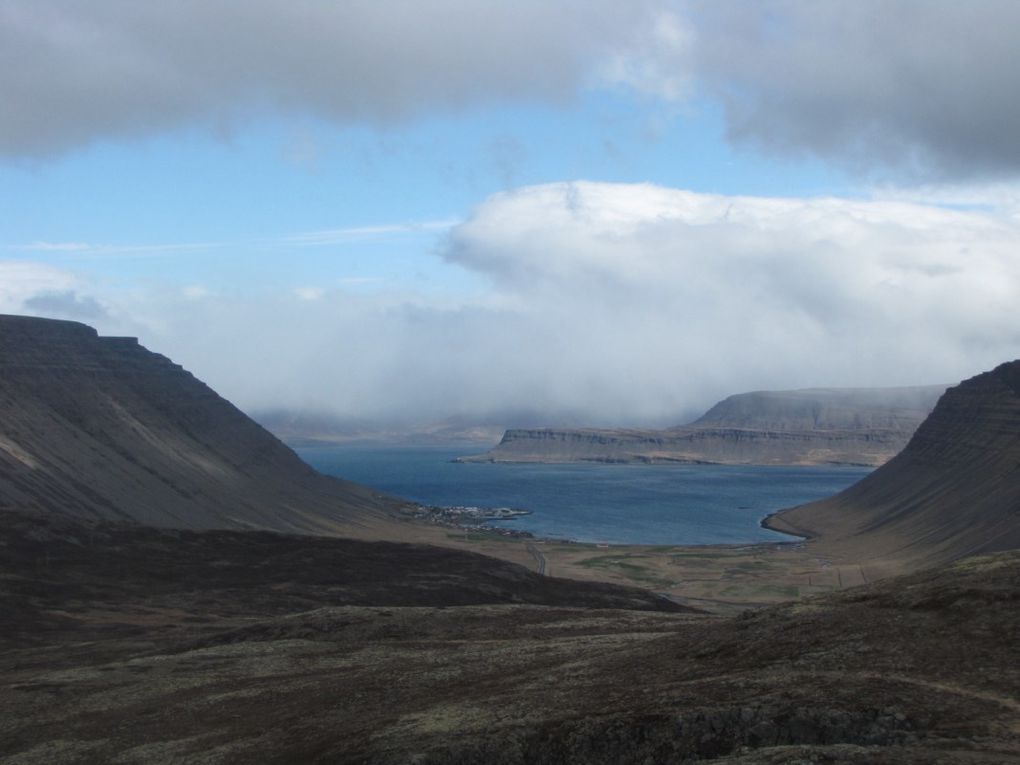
[459, 385, 947, 466]
[0, 315, 397, 533]
[691, 386, 944, 431]
[766, 360, 1020, 569]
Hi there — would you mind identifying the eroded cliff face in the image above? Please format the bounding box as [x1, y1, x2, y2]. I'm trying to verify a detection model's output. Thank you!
[460, 387, 947, 467]
[0, 315, 396, 532]
[767, 360, 1020, 567]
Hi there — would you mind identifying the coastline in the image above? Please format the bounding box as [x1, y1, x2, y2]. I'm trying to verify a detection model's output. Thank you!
[760, 508, 813, 541]
[303, 444, 867, 548]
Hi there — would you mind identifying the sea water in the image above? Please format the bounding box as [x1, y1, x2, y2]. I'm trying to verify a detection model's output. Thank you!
[297, 443, 872, 546]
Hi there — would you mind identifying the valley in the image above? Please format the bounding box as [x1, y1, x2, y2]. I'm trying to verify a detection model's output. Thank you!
[2, 315, 1020, 763]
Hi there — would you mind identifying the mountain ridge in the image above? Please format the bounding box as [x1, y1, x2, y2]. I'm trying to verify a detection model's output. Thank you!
[764, 360, 1020, 568]
[459, 385, 948, 466]
[0, 314, 399, 534]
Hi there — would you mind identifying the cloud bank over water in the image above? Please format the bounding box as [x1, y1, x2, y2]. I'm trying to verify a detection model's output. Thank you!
[8, 183, 1020, 425]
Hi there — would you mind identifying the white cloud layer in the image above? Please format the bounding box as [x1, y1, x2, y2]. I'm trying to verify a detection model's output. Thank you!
[436, 182, 1020, 417]
[15, 184, 1020, 426]
[0, 262, 82, 310]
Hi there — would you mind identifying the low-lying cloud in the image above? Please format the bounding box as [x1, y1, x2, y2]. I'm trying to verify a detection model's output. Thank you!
[0, 262, 82, 309]
[13, 183, 1020, 426]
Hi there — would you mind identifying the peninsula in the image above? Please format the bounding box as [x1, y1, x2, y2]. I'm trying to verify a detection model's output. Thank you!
[459, 385, 947, 466]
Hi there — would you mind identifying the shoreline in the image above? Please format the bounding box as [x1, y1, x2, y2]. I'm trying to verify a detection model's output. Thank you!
[759, 509, 813, 541]
[454, 453, 880, 468]
[401, 499, 814, 549]
[359, 505, 864, 615]
[299, 443, 869, 551]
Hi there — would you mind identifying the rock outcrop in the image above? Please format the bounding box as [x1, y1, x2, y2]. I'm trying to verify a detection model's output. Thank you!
[0, 314, 396, 533]
[766, 361, 1020, 568]
[459, 386, 946, 467]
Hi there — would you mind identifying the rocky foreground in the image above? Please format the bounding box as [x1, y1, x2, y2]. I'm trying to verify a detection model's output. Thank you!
[460, 386, 946, 467]
[2, 508, 1018, 763]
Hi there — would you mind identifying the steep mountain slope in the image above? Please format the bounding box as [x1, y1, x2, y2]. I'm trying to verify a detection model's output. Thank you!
[0, 314, 397, 533]
[460, 386, 946, 466]
[766, 361, 1020, 568]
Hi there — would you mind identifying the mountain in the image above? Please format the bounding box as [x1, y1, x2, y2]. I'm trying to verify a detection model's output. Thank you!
[765, 361, 1020, 569]
[459, 386, 947, 466]
[4, 314, 1020, 762]
[690, 386, 946, 431]
[0, 314, 398, 533]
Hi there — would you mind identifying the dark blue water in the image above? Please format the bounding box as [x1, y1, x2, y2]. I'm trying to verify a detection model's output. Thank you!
[298, 443, 872, 546]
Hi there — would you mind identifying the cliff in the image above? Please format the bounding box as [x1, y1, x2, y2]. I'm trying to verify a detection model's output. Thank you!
[0, 314, 397, 533]
[766, 361, 1020, 568]
[459, 386, 946, 466]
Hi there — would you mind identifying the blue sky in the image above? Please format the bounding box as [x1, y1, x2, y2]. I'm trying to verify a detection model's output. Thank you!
[1, 92, 846, 294]
[3, 1, 1020, 428]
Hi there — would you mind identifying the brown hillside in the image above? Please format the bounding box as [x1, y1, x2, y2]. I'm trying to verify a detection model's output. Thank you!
[0, 314, 397, 533]
[766, 360, 1020, 569]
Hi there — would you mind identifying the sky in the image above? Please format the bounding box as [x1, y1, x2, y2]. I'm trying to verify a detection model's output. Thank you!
[3, 0, 1020, 428]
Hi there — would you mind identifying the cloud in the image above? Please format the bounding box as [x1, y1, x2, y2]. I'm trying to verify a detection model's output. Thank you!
[20, 242, 94, 253]
[433, 182, 1020, 416]
[90, 182, 1020, 427]
[182, 285, 213, 301]
[22, 290, 109, 321]
[684, 0, 1020, 181]
[0, 261, 81, 311]
[283, 219, 459, 246]
[6, 1, 1020, 185]
[600, 9, 692, 100]
[293, 287, 325, 302]
[11, 240, 224, 256]
[0, 0, 668, 157]
[0, 261, 119, 327]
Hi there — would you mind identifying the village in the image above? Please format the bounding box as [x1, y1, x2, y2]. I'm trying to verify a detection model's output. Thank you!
[401, 503, 535, 537]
